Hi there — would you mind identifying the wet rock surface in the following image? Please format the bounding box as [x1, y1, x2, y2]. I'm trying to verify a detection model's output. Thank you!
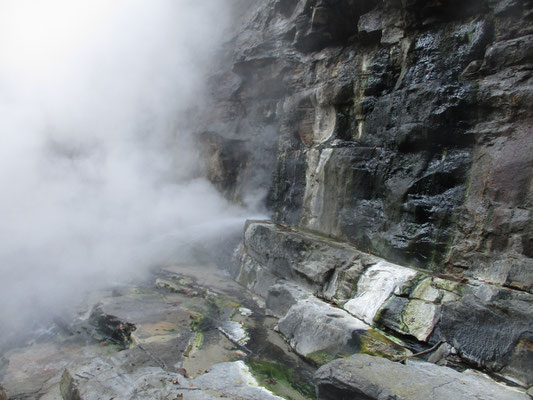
[315, 354, 529, 400]
[238, 220, 533, 390]
[3, 1, 533, 399]
[206, 0, 533, 286]
[277, 298, 411, 365]
[0, 264, 315, 400]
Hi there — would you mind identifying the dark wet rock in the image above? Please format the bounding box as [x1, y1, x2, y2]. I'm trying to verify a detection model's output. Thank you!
[0, 385, 7, 400]
[291, 0, 376, 52]
[481, 34, 533, 73]
[315, 354, 529, 400]
[431, 286, 533, 387]
[237, 220, 367, 297]
[88, 306, 136, 349]
[206, 0, 533, 286]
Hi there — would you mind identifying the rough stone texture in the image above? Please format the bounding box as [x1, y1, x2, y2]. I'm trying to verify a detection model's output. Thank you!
[207, 0, 533, 290]
[62, 359, 283, 400]
[1, 264, 304, 399]
[343, 261, 417, 325]
[238, 220, 533, 386]
[265, 282, 311, 317]
[215, 1, 533, 392]
[236, 220, 368, 298]
[60, 370, 81, 400]
[277, 298, 411, 364]
[431, 285, 533, 387]
[192, 361, 284, 400]
[315, 354, 530, 400]
[277, 298, 369, 358]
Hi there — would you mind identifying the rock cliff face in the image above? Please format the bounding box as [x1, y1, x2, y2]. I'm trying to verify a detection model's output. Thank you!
[205, 0, 533, 287]
[201, 0, 533, 396]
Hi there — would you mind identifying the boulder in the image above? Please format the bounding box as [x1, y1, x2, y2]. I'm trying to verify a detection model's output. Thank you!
[432, 287, 533, 387]
[265, 282, 311, 317]
[277, 298, 411, 365]
[88, 306, 136, 349]
[62, 359, 284, 400]
[315, 354, 530, 400]
[343, 261, 417, 325]
[237, 220, 367, 297]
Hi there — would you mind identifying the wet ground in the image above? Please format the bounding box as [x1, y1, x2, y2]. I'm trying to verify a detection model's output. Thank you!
[0, 263, 316, 399]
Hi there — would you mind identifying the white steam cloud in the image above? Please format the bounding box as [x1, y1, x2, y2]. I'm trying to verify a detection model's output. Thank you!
[0, 0, 252, 344]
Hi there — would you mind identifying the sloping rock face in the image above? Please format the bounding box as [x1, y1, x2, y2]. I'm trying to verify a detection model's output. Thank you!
[237, 221, 533, 388]
[207, 0, 533, 288]
[315, 354, 529, 400]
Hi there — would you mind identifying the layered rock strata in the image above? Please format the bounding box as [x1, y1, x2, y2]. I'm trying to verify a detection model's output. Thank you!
[207, 0, 533, 289]
[209, 1, 533, 397]
[315, 354, 529, 400]
[236, 220, 533, 391]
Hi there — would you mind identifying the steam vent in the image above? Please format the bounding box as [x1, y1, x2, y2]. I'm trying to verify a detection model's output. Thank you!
[1, 1, 533, 399]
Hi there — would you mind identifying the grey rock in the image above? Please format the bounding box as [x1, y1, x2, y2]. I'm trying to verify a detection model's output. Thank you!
[65, 358, 283, 400]
[238, 219, 533, 386]
[265, 282, 310, 317]
[88, 305, 136, 349]
[237, 220, 366, 296]
[432, 288, 533, 387]
[315, 354, 530, 400]
[277, 298, 410, 364]
[358, 6, 383, 42]
[63, 362, 218, 400]
[277, 298, 369, 358]
[489, 0, 524, 15]
[426, 342, 454, 365]
[481, 35, 533, 73]
[60, 370, 81, 400]
[192, 361, 284, 400]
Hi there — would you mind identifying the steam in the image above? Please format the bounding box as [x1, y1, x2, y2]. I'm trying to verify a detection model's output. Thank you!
[0, 0, 251, 344]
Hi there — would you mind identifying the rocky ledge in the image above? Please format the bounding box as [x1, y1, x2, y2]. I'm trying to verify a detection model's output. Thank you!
[0, 264, 314, 400]
[315, 354, 529, 400]
[236, 220, 533, 397]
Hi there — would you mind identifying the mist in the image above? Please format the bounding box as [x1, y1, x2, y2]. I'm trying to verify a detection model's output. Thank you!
[0, 0, 254, 345]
